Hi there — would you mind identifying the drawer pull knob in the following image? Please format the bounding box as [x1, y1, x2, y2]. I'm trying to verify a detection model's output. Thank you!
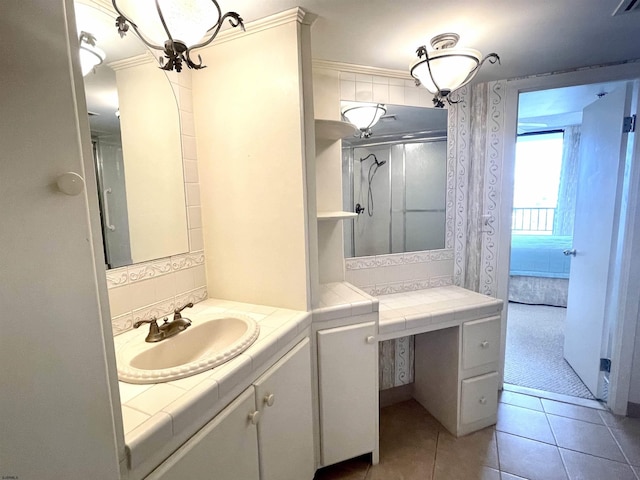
[248, 411, 261, 425]
[264, 393, 275, 407]
[480, 341, 489, 348]
[366, 336, 376, 344]
[479, 396, 487, 405]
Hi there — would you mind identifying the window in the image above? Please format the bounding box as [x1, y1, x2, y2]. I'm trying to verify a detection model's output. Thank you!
[512, 131, 564, 235]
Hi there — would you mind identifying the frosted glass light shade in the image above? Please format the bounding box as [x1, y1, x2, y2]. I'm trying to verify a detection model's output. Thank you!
[114, 0, 219, 47]
[411, 48, 481, 94]
[79, 36, 105, 76]
[342, 104, 387, 131]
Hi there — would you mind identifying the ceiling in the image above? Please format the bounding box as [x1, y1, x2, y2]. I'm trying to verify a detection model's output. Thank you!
[231, 0, 640, 83]
[77, 0, 640, 137]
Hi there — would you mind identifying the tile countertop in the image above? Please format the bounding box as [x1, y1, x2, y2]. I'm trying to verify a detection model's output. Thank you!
[314, 281, 379, 322]
[377, 286, 504, 341]
[112, 298, 312, 476]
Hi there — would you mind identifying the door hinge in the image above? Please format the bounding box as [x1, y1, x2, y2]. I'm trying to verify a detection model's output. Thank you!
[623, 115, 636, 133]
[600, 358, 612, 373]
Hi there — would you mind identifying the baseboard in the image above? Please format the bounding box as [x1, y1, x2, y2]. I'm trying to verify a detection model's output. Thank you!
[379, 383, 414, 408]
[627, 402, 640, 418]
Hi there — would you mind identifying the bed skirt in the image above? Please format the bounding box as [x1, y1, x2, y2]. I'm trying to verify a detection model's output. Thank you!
[508, 275, 569, 307]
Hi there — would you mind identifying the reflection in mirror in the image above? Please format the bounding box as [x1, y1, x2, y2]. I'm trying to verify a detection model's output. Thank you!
[342, 103, 448, 257]
[76, 1, 189, 269]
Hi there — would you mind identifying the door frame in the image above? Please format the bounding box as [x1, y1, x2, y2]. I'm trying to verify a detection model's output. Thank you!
[497, 63, 640, 414]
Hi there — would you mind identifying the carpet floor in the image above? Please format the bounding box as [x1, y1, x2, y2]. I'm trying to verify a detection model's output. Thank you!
[504, 302, 595, 400]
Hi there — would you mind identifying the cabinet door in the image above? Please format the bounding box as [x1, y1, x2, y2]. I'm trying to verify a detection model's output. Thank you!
[146, 388, 259, 480]
[253, 338, 315, 480]
[317, 322, 378, 466]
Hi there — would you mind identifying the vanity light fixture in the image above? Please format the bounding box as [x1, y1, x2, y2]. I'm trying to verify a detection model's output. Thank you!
[79, 31, 106, 76]
[410, 33, 500, 108]
[341, 103, 387, 138]
[111, 0, 245, 72]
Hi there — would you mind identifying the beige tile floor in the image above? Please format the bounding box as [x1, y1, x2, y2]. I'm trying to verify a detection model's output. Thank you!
[314, 391, 640, 480]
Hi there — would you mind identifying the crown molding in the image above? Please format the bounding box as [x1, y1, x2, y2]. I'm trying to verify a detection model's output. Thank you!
[312, 59, 413, 81]
[206, 7, 316, 48]
[108, 52, 156, 71]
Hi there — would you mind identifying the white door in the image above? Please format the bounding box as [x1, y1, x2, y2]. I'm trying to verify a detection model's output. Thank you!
[317, 321, 378, 467]
[253, 339, 315, 480]
[563, 84, 632, 398]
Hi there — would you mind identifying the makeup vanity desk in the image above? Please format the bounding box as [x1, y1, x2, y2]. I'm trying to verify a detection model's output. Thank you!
[376, 286, 504, 437]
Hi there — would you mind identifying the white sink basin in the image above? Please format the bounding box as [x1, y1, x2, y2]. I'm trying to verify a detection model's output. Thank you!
[117, 313, 260, 384]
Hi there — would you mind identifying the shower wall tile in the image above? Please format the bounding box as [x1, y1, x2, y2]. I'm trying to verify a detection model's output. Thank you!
[185, 183, 201, 207]
[373, 83, 389, 103]
[355, 81, 374, 102]
[189, 228, 204, 252]
[340, 80, 356, 101]
[188, 206, 202, 229]
[182, 137, 197, 161]
[372, 75, 389, 85]
[355, 73, 373, 83]
[389, 85, 405, 104]
[183, 160, 199, 182]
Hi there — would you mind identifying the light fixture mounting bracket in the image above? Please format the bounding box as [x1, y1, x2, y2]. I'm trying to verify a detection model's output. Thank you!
[430, 33, 460, 50]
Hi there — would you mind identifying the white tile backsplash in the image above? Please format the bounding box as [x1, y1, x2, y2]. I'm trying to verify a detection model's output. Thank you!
[345, 249, 454, 295]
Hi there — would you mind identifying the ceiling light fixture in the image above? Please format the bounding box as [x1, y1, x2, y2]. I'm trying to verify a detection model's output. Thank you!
[410, 33, 500, 108]
[111, 0, 245, 72]
[79, 31, 106, 76]
[341, 103, 387, 138]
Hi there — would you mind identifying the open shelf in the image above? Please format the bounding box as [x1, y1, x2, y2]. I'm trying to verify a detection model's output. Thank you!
[317, 211, 358, 221]
[315, 119, 359, 141]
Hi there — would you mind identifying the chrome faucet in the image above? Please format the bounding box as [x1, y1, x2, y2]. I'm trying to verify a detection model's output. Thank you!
[133, 302, 194, 343]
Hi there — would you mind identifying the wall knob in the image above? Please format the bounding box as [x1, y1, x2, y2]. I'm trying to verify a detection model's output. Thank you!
[366, 336, 376, 344]
[56, 172, 85, 196]
[264, 393, 275, 407]
[480, 341, 489, 349]
[248, 410, 261, 425]
[479, 396, 487, 405]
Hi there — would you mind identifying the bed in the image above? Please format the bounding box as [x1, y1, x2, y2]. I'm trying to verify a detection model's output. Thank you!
[509, 235, 573, 306]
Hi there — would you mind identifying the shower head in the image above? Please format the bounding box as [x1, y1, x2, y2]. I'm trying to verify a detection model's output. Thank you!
[359, 153, 387, 167]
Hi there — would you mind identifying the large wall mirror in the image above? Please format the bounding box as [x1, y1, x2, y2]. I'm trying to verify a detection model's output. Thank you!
[342, 103, 448, 257]
[75, 1, 189, 269]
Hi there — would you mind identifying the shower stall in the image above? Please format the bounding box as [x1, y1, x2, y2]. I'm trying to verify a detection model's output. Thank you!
[343, 138, 447, 257]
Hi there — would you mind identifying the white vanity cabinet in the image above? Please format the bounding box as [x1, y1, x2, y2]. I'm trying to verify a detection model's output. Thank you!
[253, 338, 315, 480]
[414, 314, 501, 437]
[317, 321, 378, 467]
[146, 339, 314, 480]
[145, 388, 260, 480]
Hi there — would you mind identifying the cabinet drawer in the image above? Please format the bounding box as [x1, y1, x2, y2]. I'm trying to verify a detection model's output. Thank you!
[462, 316, 501, 370]
[460, 372, 499, 425]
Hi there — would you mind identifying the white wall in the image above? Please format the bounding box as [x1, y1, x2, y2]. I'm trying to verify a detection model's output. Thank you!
[193, 11, 314, 311]
[0, 0, 122, 477]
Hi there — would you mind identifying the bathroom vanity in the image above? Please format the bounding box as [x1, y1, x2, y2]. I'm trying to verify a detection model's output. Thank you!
[115, 284, 501, 479]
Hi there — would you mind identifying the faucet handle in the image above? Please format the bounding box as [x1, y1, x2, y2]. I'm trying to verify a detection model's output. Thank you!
[174, 302, 194, 320]
[133, 317, 165, 342]
[133, 317, 158, 329]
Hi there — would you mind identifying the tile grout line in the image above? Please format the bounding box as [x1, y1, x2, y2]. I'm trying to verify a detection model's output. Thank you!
[603, 419, 639, 477]
[542, 406, 572, 479]
[431, 430, 440, 480]
[493, 428, 502, 477]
